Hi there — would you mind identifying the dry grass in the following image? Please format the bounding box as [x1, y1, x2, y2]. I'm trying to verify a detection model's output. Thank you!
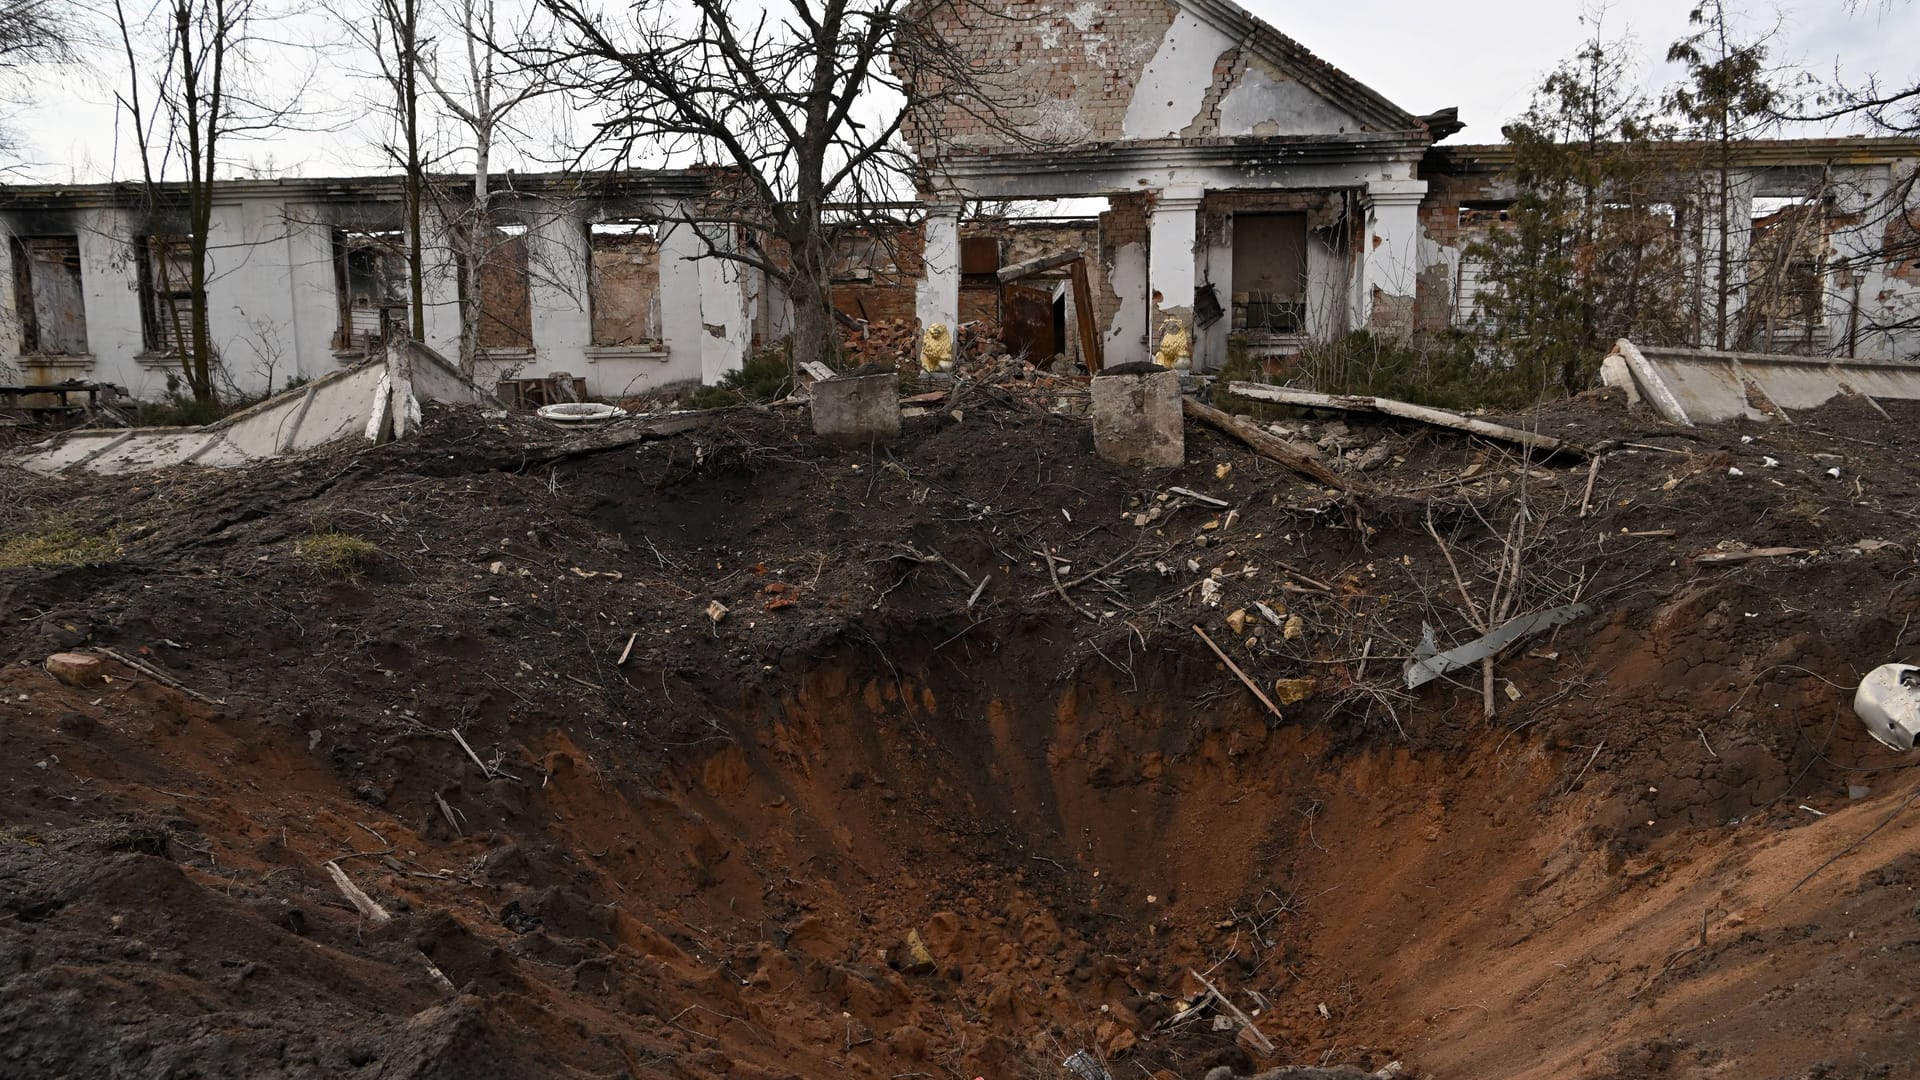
[294, 531, 382, 578]
[0, 525, 121, 569]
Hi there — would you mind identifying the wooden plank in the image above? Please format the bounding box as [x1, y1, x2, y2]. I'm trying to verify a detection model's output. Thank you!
[1181, 397, 1353, 491]
[996, 247, 1085, 283]
[1226, 382, 1589, 458]
[1693, 546, 1812, 564]
[1068, 259, 1103, 374]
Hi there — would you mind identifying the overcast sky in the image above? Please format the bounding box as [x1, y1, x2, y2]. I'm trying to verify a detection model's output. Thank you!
[9, 0, 1917, 183]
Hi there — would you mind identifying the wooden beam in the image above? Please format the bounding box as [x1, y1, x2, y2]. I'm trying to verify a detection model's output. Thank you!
[996, 247, 1085, 282]
[1068, 259, 1103, 373]
[1226, 382, 1589, 458]
[1181, 397, 1353, 491]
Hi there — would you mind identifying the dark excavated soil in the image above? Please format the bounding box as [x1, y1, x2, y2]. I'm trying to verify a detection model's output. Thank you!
[2, 386, 1919, 1080]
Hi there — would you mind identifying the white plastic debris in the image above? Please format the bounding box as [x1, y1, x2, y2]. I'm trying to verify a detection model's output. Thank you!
[1855, 664, 1920, 752]
[1827, 467, 1842, 478]
[1762, 456, 1780, 468]
[1727, 467, 1744, 477]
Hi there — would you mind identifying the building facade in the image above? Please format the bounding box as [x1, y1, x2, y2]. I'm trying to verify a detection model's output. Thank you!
[1, 171, 759, 401]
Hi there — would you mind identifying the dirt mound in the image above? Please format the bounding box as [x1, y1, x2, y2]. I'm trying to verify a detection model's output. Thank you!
[2, 386, 1918, 1079]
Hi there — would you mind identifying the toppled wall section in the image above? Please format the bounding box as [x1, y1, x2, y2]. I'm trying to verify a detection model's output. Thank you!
[1601, 338, 1920, 425]
[12, 340, 501, 475]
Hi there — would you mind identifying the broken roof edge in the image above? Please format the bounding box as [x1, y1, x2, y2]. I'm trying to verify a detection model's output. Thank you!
[1424, 136, 1920, 175]
[0, 168, 724, 212]
[929, 132, 1433, 180]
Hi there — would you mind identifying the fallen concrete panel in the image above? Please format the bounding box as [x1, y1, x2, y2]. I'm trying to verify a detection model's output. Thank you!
[1602, 339, 1920, 425]
[12, 340, 501, 475]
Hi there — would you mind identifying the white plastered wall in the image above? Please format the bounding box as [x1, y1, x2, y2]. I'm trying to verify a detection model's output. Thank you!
[1121, 9, 1236, 140]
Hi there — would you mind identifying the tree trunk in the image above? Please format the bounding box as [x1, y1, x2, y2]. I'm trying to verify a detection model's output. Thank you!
[785, 228, 840, 368]
[403, 0, 425, 341]
[460, 133, 490, 375]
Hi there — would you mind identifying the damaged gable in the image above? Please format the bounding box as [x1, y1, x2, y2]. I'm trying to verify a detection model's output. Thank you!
[909, 0, 1420, 156]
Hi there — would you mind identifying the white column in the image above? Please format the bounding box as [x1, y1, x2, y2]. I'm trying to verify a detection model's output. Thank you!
[1359, 179, 1428, 336]
[915, 200, 960, 338]
[697, 223, 748, 384]
[1148, 186, 1203, 336]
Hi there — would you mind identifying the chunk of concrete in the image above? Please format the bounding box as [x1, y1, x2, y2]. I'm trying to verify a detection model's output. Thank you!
[812, 371, 900, 445]
[1091, 368, 1183, 468]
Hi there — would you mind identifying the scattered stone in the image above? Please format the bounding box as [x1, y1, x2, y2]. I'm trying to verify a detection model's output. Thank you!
[45, 652, 103, 687]
[1271, 678, 1317, 705]
[1226, 609, 1248, 635]
[902, 929, 936, 975]
[1283, 615, 1305, 642]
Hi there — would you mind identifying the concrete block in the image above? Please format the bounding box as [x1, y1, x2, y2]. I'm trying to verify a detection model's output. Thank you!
[1091, 369, 1183, 468]
[812, 372, 900, 445]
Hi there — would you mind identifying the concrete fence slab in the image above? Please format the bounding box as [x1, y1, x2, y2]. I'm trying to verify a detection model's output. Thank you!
[10, 340, 501, 475]
[1602, 339, 1920, 425]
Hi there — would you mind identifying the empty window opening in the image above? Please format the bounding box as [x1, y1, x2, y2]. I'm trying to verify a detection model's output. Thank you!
[1747, 197, 1828, 349]
[135, 236, 200, 356]
[458, 225, 534, 351]
[588, 220, 662, 347]
[9, 235, 88, 355]
[334, 230, 410, 352]
[1232, 213, 1309, 334]
[1451, 203, 1516, 328]
[830, 232, 902, 283]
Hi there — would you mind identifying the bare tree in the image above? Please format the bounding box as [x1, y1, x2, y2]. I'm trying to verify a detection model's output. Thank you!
[344, 0, 432, 338]
[1665, 0, 1788, 350]
[521, 0, 1029, 368]
[418, 0, 546, 373]
[0, 0, 81, 159]
[112, 0, 311, 407]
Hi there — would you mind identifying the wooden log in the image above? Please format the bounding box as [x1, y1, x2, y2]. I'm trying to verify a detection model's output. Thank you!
[1181, 397, 1352, 491]
[1226, 382, 1589, 458]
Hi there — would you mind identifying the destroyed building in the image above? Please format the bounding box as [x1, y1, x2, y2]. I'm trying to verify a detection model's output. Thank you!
[0, 171, 761, 402]
[900, 0, 1920, 370]
[4, 0, 1920, 403]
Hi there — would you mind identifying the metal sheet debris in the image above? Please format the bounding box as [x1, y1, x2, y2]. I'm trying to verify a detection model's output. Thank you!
[1404, 604, 1594, 690]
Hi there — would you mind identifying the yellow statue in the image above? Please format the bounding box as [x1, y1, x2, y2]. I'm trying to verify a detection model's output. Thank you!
[1153, 316, 1191, 370]
[921, 322, 954, 372]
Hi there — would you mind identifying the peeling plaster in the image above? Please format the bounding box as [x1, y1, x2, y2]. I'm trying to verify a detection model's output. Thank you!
[1104, 240, 1148, 365]
[1123, 10, 1237, 141]
[1218, 63, 1366, 138]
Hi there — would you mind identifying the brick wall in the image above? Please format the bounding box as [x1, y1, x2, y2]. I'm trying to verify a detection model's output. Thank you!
[907, 0, 1176, 155]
